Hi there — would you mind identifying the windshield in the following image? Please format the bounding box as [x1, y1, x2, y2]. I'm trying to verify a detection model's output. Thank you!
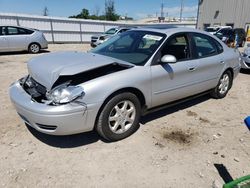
[105, 28, 118, 35]
[91, 30, 166, 66]
[205, 28, 219, 32]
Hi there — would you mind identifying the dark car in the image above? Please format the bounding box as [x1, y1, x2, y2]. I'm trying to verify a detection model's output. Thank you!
[215, 28, 246, 47]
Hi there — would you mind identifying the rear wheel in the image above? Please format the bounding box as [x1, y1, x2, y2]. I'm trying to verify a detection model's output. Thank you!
[96, 93, 141, 141]
[29, 43, 40, 54]
[210, 70, 232, 99]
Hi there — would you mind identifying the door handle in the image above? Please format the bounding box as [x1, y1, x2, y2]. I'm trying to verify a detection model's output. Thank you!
[189, 67, 196, 71]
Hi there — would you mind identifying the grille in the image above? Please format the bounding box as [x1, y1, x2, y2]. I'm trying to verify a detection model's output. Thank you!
[23, 77, 47, 102]
[91, 37, 98, 43]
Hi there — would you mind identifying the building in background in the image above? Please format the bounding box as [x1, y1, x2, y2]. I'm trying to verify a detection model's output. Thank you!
[197, 0, 250, 38]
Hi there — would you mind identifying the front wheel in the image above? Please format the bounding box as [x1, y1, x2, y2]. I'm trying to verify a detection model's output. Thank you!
[96, 93, 141, 141]
[210, 70, 232, 99]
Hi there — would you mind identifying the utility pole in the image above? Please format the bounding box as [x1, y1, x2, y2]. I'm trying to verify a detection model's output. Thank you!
[161, 2, 164, 18]
[159, 1, 165, 22]
[180, 0, 184, 22]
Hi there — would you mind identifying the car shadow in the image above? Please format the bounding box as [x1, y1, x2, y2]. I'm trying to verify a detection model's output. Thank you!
[140, 94, 211, 124]
[0, 50, 50, 56]
[26, 94, 211, 148]
[26, 125, 107, 148]
[240, 69, 250, 74]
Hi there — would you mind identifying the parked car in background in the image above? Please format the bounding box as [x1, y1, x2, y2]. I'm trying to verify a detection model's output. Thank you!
[215, 28, 246, 47]
[205, 26, 220, 35]
[90, 27, 134, 47]
[205, 26, 231, 35]
[9, 27, 241, 141]
[0, 26, 48, 53]
[241, 43, 250, 70]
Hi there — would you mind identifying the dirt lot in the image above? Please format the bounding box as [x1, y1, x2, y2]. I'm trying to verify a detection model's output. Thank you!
[0, 44, 249, 188]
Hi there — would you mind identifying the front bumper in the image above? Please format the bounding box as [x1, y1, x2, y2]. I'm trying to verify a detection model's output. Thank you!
[241, 57, 250, 69]
[90, 40, 104, 48]
[9, 81, 99, 135]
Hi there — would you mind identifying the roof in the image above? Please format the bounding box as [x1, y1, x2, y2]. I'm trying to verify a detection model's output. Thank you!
[133, 26, 202, 35]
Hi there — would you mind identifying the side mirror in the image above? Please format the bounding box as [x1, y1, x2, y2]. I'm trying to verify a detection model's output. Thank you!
[161, 55, 177, 64]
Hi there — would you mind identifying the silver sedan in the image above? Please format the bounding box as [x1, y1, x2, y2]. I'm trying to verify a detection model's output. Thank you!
[9, 27, 241, 141]
[0, 26, 48, 53]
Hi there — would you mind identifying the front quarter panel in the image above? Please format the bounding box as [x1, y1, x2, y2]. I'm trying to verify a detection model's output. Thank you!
[79, 66, 152, 108]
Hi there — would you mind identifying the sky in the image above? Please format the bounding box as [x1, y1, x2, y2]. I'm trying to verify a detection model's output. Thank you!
[0, 0, 198, 19]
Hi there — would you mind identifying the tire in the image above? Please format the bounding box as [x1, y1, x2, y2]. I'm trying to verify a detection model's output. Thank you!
[96, 92, 141, 141]
[28, 43, 40, 54]
[210, 70, 232, 99]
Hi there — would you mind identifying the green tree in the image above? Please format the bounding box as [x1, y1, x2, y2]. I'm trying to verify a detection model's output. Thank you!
[105, 0, 119, 21]
[80, 8, 89, 19]
[69, 8, 90, 19]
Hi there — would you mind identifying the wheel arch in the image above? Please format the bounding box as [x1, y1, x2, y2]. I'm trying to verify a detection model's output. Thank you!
[28, 42, 41, 51]
[94, 87, 146, 128]
[223, 67, 234, 89]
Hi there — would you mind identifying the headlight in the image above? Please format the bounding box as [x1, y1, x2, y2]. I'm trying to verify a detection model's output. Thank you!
[99, 36, 105, 40]
[46, 84, 84, 104]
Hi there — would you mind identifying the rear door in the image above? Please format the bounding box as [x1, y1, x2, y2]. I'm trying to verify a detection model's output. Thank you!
[0, 27, 9, 52]
[190, 32, 225, 89]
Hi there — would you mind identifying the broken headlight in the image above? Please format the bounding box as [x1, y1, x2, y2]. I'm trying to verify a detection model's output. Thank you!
[46, 84, 84, 104]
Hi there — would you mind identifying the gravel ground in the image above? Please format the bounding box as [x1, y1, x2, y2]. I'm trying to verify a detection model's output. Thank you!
[0, 44, 249, 188]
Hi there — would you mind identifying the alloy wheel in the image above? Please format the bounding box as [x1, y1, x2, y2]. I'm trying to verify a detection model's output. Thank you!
[108, 100, 136, 134]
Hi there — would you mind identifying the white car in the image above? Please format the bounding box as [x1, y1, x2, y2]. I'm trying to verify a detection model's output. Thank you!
[0, 26, 48, 53]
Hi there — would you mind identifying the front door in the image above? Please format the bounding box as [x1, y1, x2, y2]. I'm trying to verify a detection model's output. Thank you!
[151, 33, 199, 107]
[5, 26, 28, 51]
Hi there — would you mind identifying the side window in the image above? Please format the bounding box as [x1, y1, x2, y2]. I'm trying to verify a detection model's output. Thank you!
[17, 28, 34, 35]
[18, 28, 27, 35]
[161, 34, 190, 61]
[0, 27, 2, 35]
[193, 33, 218, 58]
[214, 39, 224, 54]
[25, 29, 34, 35]
[7, 27, 19, 35]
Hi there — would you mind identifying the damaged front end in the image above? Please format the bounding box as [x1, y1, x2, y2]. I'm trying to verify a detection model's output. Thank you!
[20, 76, 84, 105]
[21, 63, 133, 105]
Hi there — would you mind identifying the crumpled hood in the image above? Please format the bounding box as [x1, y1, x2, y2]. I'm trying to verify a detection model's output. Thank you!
[27, 51, 131, 90]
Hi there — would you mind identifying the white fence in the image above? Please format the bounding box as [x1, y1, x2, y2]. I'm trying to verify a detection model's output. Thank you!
[0, 13, 196, 43]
